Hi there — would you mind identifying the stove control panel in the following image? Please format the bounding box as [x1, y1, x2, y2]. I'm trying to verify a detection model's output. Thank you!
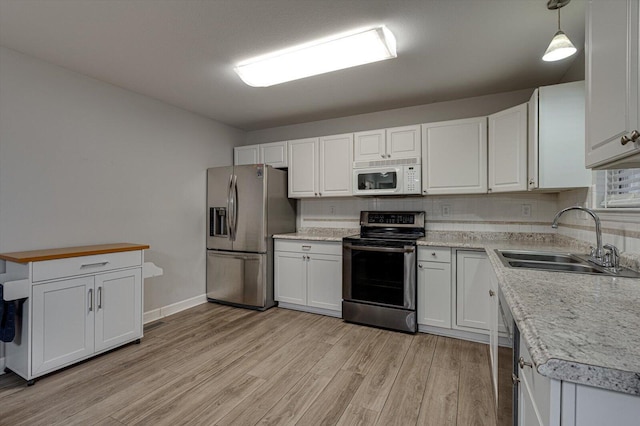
[360, 211, 425, 228]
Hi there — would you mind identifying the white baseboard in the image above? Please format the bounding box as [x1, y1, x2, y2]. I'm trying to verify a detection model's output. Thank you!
[143, 294, 208, 324]
[277, 302, 342, 318]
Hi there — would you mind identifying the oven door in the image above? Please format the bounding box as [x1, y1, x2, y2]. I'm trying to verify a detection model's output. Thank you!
[352, 167, 403, 195]
[343, 240, 416, 310]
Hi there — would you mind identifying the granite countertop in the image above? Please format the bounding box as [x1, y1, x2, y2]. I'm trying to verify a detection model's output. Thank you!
[273, 228, 359, 242]
[419, 231, 640, 396]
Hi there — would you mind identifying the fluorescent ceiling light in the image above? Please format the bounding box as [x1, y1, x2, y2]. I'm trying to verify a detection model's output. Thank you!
[234, 26, 397, 87]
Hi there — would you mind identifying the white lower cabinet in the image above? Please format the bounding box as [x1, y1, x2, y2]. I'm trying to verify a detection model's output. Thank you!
[417, 247, 452, 328]
[274, 240, 342, 316]
[94, 269, 142, 352]
[32, 276, 95, 376]
[455, 250, 492, 332]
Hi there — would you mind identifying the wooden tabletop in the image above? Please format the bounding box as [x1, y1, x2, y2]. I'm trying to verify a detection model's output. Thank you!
[0, 243, 150, 263]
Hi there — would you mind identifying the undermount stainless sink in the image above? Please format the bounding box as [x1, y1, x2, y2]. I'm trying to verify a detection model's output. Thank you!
[495, 250, 640, 278]
[499, 251, 582, 264]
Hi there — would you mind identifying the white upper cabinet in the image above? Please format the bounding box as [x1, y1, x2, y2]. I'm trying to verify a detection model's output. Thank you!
[353, 129, 386, 162]
[234, 145, 260, 166]
[319, 133, 353, 197]
[387, 125, 421, 159]
[288, 135, 353, 198]
[354, 125, 421, 162]
[530, 82, 592, 190]
[288, 138, 318, 198]
[421, 117, 488, 195]
[260, 141, 288, 168]
[586, 0, 640, 168]
[234, 141, 288, 168]
[488, 103, 528, 193]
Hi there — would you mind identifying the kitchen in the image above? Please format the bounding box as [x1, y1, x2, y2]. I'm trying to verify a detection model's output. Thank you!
[1, 0, 640, 425]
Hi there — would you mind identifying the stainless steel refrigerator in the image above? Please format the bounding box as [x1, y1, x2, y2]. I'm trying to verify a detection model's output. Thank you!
[206, 164, 296, 310]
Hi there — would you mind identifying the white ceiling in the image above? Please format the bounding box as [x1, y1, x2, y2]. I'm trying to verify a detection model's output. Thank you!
[0, 0, 585, 131]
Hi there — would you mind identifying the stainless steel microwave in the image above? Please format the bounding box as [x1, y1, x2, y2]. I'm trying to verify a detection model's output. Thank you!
[352, 163, 422, 195]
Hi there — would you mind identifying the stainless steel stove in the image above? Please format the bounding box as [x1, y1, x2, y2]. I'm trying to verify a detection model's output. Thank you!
[342, 211, 425, 333]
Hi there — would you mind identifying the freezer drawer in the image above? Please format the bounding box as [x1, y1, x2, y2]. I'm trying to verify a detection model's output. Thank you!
[206, 250, 267, 309]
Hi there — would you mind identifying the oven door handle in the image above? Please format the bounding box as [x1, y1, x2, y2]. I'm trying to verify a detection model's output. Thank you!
[343, 244, 415, 253]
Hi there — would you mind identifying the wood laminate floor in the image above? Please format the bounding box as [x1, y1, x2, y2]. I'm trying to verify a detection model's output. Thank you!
[0, 304, 509, 425]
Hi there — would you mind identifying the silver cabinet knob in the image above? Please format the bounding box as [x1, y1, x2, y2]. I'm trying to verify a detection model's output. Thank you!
[418, 264, 423, 269]
[621, 135, 632, 145]
[381, 154, 385, 158]
[529, 179, 535, 185]
[314, 192, 318, 196]
[488, 188, 493, 192]
[489, 289, 495, 297]
[631, 130, 640, 141]
[518, 357, 533, 369]
[319, 192, 322, 196]
[512, 373, 520, 384]
[423, 190, 427, 194]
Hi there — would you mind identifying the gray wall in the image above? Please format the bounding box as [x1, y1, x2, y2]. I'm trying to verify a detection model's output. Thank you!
[0, 47, 245, 312]
[245, 88, 535, 144]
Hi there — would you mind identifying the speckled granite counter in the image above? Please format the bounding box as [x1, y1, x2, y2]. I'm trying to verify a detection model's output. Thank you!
[273, 228, 359, 242]
[419, 231, 640, 396]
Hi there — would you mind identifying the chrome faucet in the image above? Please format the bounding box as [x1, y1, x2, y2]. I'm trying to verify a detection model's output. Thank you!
[551, 206, 611, 267]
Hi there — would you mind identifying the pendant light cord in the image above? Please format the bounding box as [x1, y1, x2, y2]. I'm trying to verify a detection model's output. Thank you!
[557, 8, 561, 31]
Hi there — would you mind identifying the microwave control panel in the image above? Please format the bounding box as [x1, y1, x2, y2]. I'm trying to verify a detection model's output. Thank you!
[403, 166, 421, 194]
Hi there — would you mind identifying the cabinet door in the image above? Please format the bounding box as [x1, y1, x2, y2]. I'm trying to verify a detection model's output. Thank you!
[260, 141, 288, 168]
[417, 261, 451, 328]
[94, 268, 142, 353]
[586, 0, 640, 167]
[488, 103, 528, 193]
[32, 277, 95, 376]
[455, 251, 491, 332]
[519, 380, 543, 426]
[274, 251, 307, 305]
[387, 125, 421, 159]
[422, 117, 488, 195]
[306, 254, 342, 312]
[489, 268, 499, 404]
[354, 129, 386, 162]
[288, 138, 318, 198]
[319, 133, 353, 197]
[234, 145, 260, 166]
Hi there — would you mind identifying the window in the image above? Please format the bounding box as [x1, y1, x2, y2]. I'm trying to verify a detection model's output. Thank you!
[597, 168, 640, 208]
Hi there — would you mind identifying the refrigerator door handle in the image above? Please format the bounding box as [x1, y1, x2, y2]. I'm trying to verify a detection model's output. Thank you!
[227, 174, 234, 241]
[231, 174, 238, 241]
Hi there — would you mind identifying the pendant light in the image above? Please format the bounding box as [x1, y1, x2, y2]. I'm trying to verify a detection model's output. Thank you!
[542, 0, 577, 62]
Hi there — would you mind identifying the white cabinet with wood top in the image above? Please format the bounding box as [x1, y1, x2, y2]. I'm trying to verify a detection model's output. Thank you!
[586, 0, 640, 168]
[1, 243, 149, 385]
[488, 103, 528, 193]
[288, 134, 352, 198]
[354, 125, 421, 163]
[274, 239, 342, 316]
[421, 117, 488, 195]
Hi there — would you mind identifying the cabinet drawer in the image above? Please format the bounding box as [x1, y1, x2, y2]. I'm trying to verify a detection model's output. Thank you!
[418, 246, 451, 263]
[32, 251, 142, 282]
[274, 239, 342, 256]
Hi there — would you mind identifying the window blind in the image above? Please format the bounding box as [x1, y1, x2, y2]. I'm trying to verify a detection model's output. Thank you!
[603, 168, 640, 207]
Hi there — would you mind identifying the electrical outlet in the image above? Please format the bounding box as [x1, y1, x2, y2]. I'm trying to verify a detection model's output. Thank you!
[521, 204, 532, 218]
[442, 204, 451, 217]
